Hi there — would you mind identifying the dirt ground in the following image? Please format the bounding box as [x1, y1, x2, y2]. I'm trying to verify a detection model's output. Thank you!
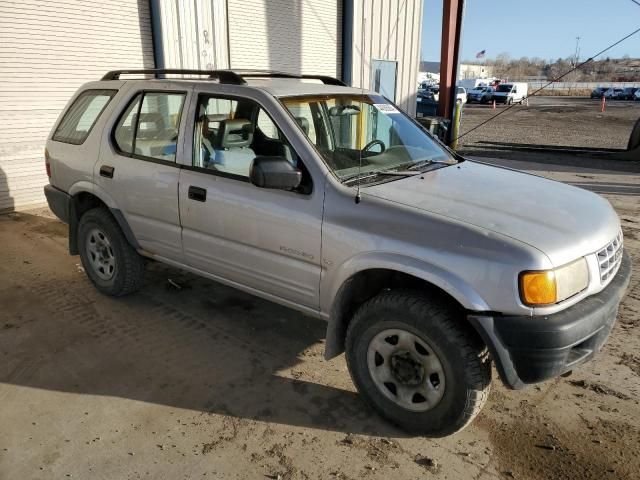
[458, 97, 640, 151]
[1, 156, 639, 480]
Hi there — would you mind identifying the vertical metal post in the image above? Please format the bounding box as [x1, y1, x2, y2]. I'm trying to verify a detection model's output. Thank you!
[437, 0, 465, 144]
[450, 101, 462, 150]
[149, 0, 165, 69]
[342, 0, 354, 86]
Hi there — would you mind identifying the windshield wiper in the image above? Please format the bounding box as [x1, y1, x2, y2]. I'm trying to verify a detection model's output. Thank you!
[342, 169, 421, 185]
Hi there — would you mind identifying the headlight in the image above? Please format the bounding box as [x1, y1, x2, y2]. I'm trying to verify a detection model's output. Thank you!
[519, 258, 589, 306]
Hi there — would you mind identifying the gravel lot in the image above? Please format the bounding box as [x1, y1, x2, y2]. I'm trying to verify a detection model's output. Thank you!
[458, 97, 640, 151]
[1, 156, 639, 480]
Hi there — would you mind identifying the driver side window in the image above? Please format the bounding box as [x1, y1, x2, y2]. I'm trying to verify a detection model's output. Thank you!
[192, 95, 298, 179]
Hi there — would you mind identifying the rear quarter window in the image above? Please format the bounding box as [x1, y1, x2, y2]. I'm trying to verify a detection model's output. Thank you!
[53, 89, 117, 145]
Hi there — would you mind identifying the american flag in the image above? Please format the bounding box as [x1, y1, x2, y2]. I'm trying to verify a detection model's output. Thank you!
[476, 50, 486, 59]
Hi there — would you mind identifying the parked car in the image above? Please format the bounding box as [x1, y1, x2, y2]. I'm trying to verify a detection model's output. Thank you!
[492, 82, 528, 104]
[426, 85, 440, 102]
[456, 86, 467, 105]
[459, 78, 494, 90]
[619, 87, 639, 100]
[44, 68, 631, 437]
[467, 86, 494, 103]
[635, 89, 640, 101]
[590, 87, 608, 99]
[417, 86, 435, 102]
[604, 88, 623, 99]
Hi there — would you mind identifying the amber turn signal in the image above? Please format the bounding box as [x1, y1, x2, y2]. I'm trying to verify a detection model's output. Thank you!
[520, 270, 557, 306]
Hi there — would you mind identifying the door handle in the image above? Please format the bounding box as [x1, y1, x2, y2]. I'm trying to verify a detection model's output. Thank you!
[188, 186, 207, 202]
[99, 165, 114, 178]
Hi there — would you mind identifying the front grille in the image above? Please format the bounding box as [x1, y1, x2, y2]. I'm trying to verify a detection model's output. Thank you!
[597, 231, 623, 283]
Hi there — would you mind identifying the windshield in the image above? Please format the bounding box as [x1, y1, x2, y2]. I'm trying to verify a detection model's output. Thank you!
[281, 94, 455, 183]
[496, 84, 512, 93]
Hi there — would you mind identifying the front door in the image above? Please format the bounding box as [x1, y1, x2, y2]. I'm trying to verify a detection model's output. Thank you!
[178, 93, 323, 309]
[96, 87, 190, 260]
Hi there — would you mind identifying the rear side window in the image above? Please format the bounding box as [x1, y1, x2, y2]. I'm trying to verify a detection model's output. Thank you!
[113, 91, 186, 162]
[53, 89, 116, 144]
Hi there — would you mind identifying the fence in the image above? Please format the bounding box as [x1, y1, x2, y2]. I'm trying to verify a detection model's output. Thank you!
[527, 81, 640, 95]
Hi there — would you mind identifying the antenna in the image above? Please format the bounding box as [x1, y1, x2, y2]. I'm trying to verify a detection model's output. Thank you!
[355, 12, 366, 204]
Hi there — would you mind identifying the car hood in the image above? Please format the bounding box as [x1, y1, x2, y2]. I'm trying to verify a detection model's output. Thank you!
[364, 160, 620, 266]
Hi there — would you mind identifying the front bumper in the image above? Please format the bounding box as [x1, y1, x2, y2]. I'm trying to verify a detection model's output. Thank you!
[469, 250, 632, 389]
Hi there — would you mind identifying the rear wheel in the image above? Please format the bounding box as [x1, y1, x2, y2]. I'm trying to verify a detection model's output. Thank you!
[345, 290, 491, 436]
[78, 208, 144, 296]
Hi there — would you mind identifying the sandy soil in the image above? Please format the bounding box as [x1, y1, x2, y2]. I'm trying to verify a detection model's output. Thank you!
[0, 157, 639, 480]
[458, 97, 640, 150]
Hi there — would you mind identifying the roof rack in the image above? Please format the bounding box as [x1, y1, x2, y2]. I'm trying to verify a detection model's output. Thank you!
[101, 68, 346, 86]
[101, 69, 246, 84]
[232, 69, 347, 86]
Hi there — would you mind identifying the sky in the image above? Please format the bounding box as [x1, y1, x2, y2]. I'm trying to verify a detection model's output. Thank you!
[421, 0, 640, 62]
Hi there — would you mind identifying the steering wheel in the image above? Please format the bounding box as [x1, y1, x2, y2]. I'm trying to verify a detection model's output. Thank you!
[362, 139, 386, 154]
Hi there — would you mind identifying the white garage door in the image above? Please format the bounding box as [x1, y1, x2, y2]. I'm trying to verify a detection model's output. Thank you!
[227, 0, 342, 78]
[0, 0, 155, 211]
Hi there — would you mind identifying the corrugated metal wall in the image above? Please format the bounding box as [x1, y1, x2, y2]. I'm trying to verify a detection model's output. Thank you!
[227, 0, 342, 77]
[0, 0, 154, 211]
[154, 0, 229, 69]
[349, 0, 423, 115]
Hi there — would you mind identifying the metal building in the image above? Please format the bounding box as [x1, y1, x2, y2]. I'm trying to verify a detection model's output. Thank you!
[0, 0, 155, 211]
[0, 0, 423, 211]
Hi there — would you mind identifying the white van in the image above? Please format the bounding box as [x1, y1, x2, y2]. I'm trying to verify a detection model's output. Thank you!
[493, 82, 528, 104]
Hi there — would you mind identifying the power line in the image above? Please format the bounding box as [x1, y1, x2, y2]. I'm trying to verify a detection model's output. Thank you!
[629, 0, 640, 7]
[454, 25, 640, 142]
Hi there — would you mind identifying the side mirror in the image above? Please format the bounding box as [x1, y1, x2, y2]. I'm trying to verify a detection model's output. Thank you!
[250, 156, 302, 191]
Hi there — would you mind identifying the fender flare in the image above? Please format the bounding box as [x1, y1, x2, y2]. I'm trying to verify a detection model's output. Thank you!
[323, 252, 491, 359]
[67, 182, 139, 254]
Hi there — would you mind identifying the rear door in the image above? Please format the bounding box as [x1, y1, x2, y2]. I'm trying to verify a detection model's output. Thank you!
[177, 91, 323, 309]
[96, 84, 191, 261]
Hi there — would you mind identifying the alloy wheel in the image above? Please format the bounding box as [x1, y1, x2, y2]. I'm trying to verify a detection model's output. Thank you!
[86, 227, 116, 281]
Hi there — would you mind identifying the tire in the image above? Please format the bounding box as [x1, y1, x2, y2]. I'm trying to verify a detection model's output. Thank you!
[345, 290, 491, 437]
[507, 98, 513, 105]
[78, 207, 145, 296]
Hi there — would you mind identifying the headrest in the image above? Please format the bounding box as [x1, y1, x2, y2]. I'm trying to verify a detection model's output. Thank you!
[295, 116, 310, 135]
[215, 119, 253, 149]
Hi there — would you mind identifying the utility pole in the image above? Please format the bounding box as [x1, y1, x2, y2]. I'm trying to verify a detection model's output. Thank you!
[573, 36, 581, 81]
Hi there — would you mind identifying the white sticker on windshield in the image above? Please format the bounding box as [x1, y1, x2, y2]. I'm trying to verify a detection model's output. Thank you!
[373, 103, 400, 114]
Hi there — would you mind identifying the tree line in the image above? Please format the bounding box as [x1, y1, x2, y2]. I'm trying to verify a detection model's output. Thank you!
[466, 54, 640, 82]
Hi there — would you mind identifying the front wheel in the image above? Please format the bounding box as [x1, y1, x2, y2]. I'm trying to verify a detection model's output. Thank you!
[345, 290, 491, 437]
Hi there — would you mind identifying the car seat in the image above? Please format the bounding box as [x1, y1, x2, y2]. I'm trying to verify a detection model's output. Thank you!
[211, 119, 256, 176]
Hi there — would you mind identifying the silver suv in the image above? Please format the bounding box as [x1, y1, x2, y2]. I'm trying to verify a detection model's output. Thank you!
[44, 69, 631, 436]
